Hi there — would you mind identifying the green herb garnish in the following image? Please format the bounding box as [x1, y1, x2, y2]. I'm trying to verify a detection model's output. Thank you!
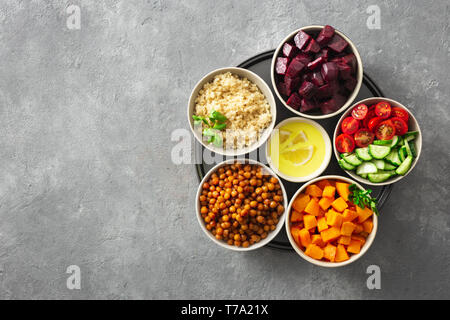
[192, 110, 227, 147]
[349, 184, 379, 215]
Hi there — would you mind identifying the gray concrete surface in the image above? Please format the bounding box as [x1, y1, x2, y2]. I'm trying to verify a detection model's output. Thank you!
[0, 0, 448, 299]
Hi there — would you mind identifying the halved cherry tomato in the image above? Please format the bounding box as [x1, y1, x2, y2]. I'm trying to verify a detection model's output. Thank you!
[375, 101, 391, 118]
[335, 133, 355, 153]
[368, 116, 383, 132]
[390, 117, 408, 136]
[352, 104, 368, 120]
[391, 107, 409, 123]
[375, 120, 395, 140]
[354, 128, 375, 148]
[341, 117, 359, 135]
[363, 108, 376, 128]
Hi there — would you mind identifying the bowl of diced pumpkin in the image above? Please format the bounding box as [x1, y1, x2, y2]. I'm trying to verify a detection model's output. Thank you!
[285, 176, 377, 267]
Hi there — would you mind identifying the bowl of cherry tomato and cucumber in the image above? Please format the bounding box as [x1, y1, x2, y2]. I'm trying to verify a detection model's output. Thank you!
[333, 97, 422, 185]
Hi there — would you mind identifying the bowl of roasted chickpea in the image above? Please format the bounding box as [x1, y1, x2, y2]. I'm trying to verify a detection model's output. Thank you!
[196, 159, 288, 251]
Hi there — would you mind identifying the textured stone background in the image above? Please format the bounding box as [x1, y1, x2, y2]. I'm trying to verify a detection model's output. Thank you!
[0, 0, 448, 299]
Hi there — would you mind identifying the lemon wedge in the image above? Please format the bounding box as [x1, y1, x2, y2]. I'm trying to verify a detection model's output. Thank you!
[281, 145, 314, 166]
[279, 129, 292, 145]
[280, 130, 308, 152]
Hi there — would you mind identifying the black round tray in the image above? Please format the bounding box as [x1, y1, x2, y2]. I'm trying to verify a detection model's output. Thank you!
[194, 49, 392, 251]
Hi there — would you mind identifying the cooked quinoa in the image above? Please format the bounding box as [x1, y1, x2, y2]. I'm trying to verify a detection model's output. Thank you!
[194, 72, 272, 149]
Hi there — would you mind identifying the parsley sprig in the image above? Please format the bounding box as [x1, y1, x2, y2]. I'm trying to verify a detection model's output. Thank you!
[192, 110, 228, 147]
[349, 184, 379, 215]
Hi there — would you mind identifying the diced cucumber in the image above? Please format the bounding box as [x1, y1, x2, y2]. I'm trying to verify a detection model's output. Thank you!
[368, 172, 394, 183]
[356, 162, 378, 175]
[355, 147, 373, 161]
[385, 149, 402, 166]
[384, 162, 397, 170]
[338, 159, 355, 170]
[373, 139, 392, 146]
[405, 135, 416, 142]
[340, 152, 350, 159]
[390, 136, 400, 148]
[409, 143, 417, 158]
[343, 153, 363, 166]
[360, 174, 368, 179]
[368, 144, 391, 159]
[398, 146, 407, 162]
[404, 139, 413, 157]
[404, 131, 419, 139]
[371, 159, 385, 170]
[395, 156, 413, 175]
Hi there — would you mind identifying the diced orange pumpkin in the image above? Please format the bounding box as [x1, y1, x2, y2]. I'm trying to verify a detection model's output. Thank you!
[354, 224, 364, 234]
[351, 235, 366, 246]
[359, 231, 369, 238]
[318, 208, 326, 217]
[340, 221, 356, 236]
[303, 215, 317, 230]
[338, 235, 351, 245]
[317, 217, 328, 232]
[362, 219, 373, 233]
[356, 205, 373, 223]
[299, 228, 311, 247]
[290, 210, 304, 223]
[335, 182, 350, 201]
[292, 194, 310, 213]
[305, 244, 324, 260]
[291, 226, 302, 244]
[342, 209, 358, 222]
[326, 209, 343, 228]
[347, 240, 361, 254]
[320, 227, 341, 243]
[305, 184, 323, 198]
[331, 197, 348, 212]
[317, 179, 331, 190]
[311, 234, 326, 247]
[335, 244, 350, 262]
[318, 196, 333, 211]
[323, 244, 337, 262]
[304, 198, 320, 216]
[322, 186, 336, 199]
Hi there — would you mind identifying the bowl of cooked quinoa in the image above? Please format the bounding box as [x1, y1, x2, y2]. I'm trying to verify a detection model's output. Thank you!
[188, 67, 277, 156]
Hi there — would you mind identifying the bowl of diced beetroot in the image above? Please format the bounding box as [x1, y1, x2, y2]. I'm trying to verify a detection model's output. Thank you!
[271, 25, 363, 119]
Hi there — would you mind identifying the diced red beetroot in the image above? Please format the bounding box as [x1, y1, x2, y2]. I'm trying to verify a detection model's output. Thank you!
[307, 56, 326, 70]
[336, 62, 352, 79]
[333, 93, 347, 110]
[301, 72, 312, 82]
[327, 34, 348, 52]
[310, 71, 324, 87]
[286, 93, 302, 110]
[315, 48, 330, 61]
[285, 59, 305, 78]
[341, 53, 357, 72]
[304, 38, 320, 53]
[344, 77, 357, 92]
[321, 62, 338, 82]
[275, 57, 290, 75]
[300, 98, 317, 112]
[320, 99, 336, 114]
[276, 82, 288, 96]
[298, 81, 316, 99]
[284, 76, 300, 96]
[294, 53, 311, 66]
[282, 42, 298, 58]
[294, 30, 311, 50]
[316, 83, 333, 100]
[316, 25, 335, 46]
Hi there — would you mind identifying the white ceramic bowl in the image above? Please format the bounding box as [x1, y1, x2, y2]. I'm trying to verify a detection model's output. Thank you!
[333, 97, 422, 186]
[188, 67, 277, 157]
[265, 117, 332, 183]
[285, 175, 378, 267]
[271, 25, 363, 119]
[196, 158, 288, 251]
